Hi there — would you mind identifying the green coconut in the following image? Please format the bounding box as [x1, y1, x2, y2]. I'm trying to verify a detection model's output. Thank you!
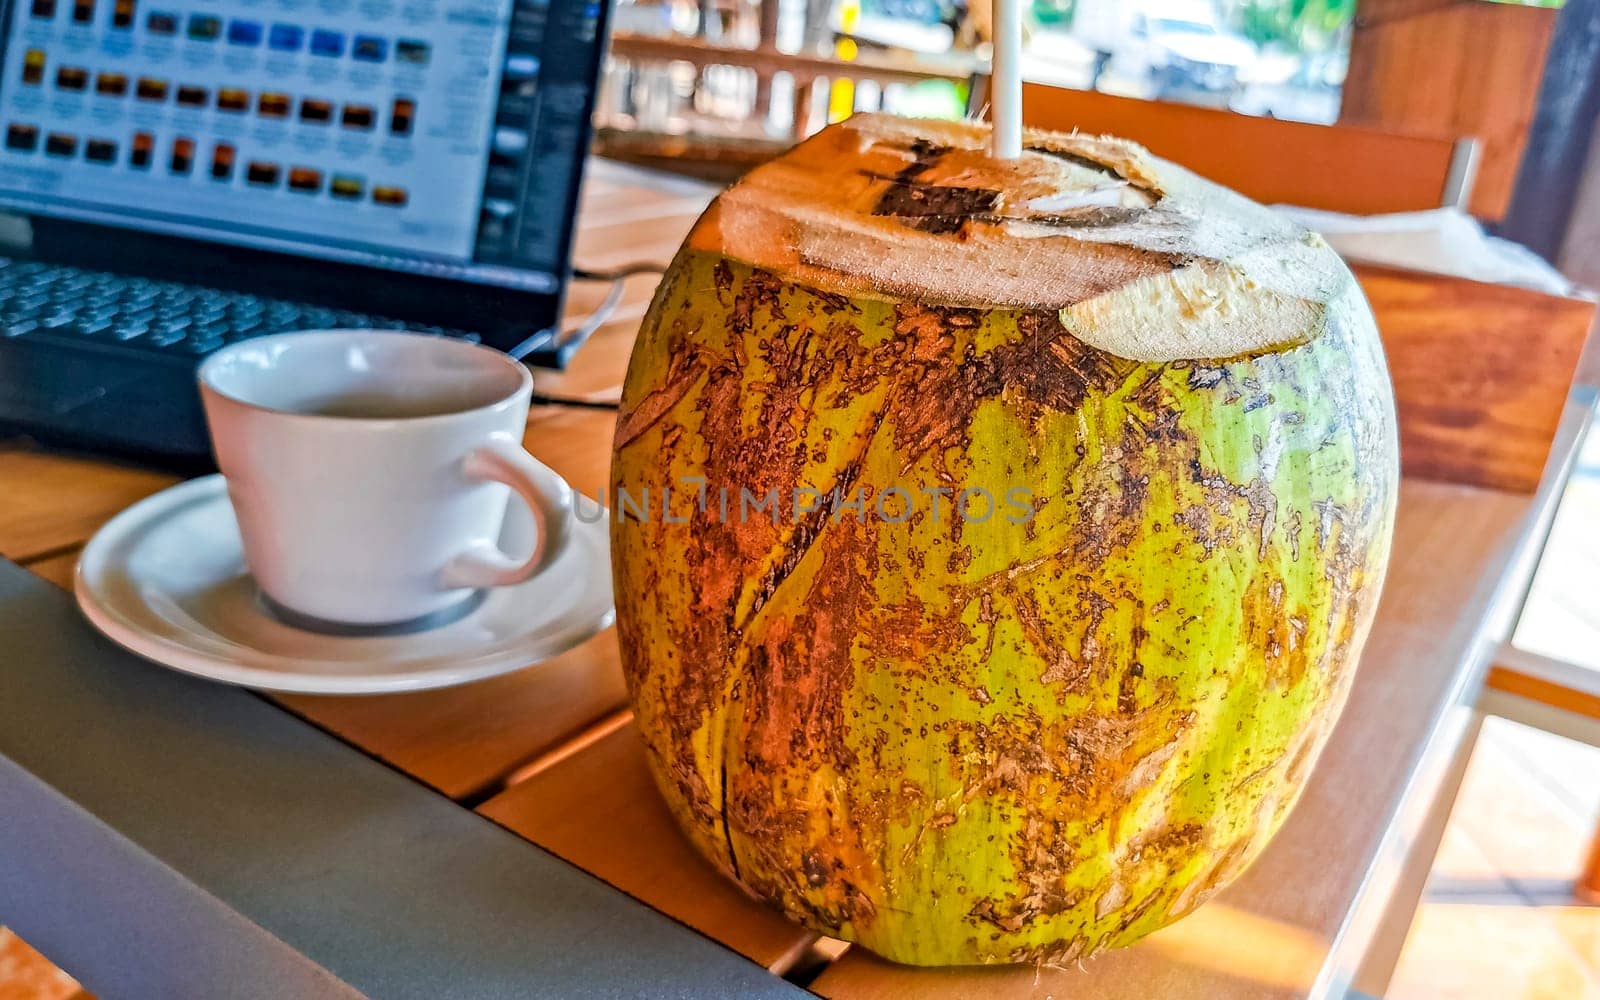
[610, 113, 1397, 965]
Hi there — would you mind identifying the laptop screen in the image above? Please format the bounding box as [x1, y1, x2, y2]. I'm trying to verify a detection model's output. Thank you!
[0, 0, 604, 295]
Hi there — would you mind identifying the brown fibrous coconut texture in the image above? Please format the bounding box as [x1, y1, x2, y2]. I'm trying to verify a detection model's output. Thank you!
[689, 112, 1350, 362]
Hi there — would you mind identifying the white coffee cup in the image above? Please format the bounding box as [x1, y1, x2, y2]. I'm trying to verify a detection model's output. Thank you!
[198, 330, 573, 630]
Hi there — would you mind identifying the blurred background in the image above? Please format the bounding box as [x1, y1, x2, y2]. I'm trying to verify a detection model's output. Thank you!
[591, 0, 1594, 279]
[592, 0, 1600, 311]
[602, 0, 1364, 136]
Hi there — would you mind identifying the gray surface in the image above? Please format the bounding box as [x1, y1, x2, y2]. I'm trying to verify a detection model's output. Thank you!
[0, 558, 803, 999]
[1500, 0, 1600, 261]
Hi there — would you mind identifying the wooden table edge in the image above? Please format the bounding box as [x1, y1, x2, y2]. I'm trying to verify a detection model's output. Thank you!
[1322, 386, 1597, 996]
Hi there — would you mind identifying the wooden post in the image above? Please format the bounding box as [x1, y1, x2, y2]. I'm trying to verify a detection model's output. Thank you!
[1581, 823, 1600, 902]
[1341, 0, 1558, 219]
[793, 75, 815, 141]
[754, 0, 780, 118]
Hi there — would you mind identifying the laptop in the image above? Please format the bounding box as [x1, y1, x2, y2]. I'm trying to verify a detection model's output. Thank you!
[0, 0, 612, 463]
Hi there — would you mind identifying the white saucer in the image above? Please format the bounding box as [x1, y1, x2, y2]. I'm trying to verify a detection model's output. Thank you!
[74, 475, 615, 694]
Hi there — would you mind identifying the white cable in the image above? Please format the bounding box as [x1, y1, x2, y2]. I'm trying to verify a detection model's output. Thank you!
[558, 274, 627, 348]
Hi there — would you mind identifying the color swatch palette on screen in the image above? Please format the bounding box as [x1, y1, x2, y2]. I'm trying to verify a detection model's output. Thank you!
[6, 44, 416, 205]
[0, 0, 511, 260]
[6, 120, 407, 205]
[27, 0, 434, 64]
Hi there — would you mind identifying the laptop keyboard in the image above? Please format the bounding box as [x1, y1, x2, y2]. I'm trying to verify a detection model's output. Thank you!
[0, 257, 478, 356]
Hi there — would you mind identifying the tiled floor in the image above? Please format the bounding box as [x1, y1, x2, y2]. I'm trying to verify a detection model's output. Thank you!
[1514, 406, 1600, 672]
[1389, 719, 1600, 999]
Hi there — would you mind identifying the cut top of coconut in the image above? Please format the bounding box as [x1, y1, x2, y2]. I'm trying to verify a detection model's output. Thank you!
[687, 113, 1359, 363]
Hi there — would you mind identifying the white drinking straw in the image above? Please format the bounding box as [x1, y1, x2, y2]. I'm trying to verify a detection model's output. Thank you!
[990, 0, 1022, 159]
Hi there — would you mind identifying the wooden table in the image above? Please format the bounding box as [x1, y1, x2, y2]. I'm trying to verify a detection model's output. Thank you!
[2, 158, 1595, 998]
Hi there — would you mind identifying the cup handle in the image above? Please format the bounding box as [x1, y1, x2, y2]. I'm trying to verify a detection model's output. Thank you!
[440, 438, 574, 590]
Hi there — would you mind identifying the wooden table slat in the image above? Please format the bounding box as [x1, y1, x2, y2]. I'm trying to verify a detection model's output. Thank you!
[570, 211, 710, 273]
[22, 548, 80, 590]
[0, 447, 177, 563]
[273, 632, 628, 801]
[478, 718, 820, 974]
[0, 928, 93, 1000]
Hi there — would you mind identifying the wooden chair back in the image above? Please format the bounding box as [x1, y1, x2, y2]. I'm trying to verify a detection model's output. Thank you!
[1353, 265, 1593, 494]
[979, 80, 1478, 216]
